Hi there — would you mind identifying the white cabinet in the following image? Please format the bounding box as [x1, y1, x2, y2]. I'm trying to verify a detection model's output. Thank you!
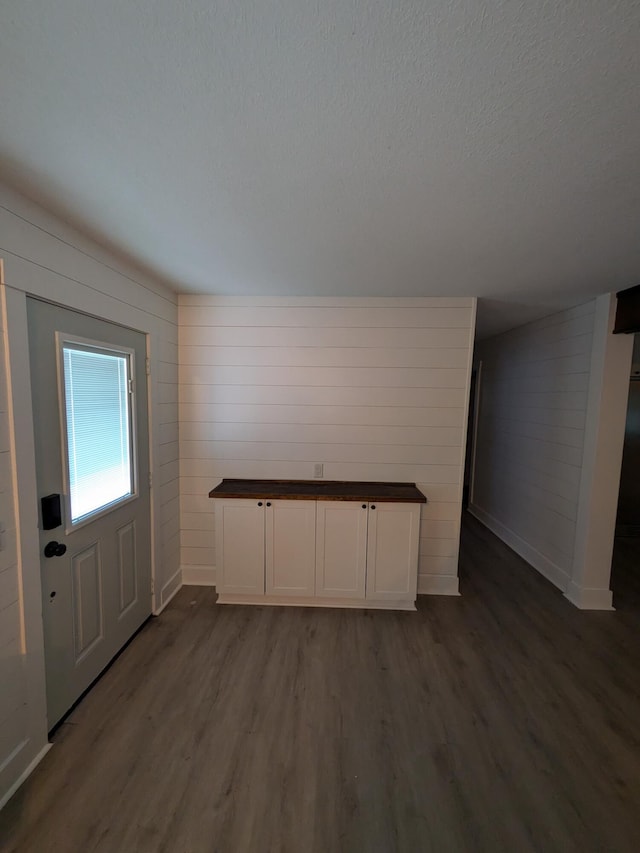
[365, 502, 421, 601]
[315, 501, 420, 607]
[216, 500, 265, 595]
[266, 500, 316, 596]
[216, 498, 316, 600]
[315, 501, 368, 599]
[213, 491, 422, 610]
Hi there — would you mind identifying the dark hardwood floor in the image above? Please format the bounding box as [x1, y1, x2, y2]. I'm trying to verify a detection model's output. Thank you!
[2, 514, 640, 852]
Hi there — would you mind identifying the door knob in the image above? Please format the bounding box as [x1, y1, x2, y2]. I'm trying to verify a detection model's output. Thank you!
[44, 541, 67, 558]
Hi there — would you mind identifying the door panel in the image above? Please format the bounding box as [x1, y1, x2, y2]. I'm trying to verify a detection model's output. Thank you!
[365, 503, 420, 600]
[315, 501, 367, 598]
[72, 543, 103, 661]
[216, 500, 265, 595]
[265, 500, 316, 596]
[27, 298, 151, 728]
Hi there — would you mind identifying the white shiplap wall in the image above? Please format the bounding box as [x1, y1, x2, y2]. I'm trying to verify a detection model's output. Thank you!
[470, 301, 596, 590]
[0, 187, 180, 808]
[0, 284, 28, 800]
[179, 296, 476, 594]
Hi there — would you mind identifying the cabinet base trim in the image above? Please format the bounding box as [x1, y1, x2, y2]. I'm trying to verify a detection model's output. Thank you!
[217, 593, 416, 612]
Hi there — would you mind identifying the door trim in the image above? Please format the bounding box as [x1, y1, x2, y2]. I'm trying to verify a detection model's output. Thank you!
[469, 359, 482, 507]
[2, 286, 49, 752]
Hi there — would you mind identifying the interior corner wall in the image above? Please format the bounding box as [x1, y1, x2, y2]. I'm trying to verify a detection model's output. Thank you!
[469, 301, 596, 592]
[567, 294, 634, 609]
[0, 186, 180, 809]
[178, 295, 477, 596]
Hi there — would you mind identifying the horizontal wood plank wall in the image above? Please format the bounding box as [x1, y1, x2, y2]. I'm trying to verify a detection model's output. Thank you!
[0, 187, 180, 808]
[0, 286, 29, 803]
[470, 301, 596, 591]
[179, 296, 476, 594]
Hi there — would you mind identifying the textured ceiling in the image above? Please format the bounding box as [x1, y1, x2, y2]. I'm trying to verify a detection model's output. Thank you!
[1, 0, 639, 337]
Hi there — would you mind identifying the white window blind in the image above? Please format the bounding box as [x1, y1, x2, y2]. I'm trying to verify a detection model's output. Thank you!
[62, 345, 134, 524]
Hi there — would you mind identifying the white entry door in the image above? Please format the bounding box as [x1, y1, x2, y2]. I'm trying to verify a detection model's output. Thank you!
[27, 298, 152, 729]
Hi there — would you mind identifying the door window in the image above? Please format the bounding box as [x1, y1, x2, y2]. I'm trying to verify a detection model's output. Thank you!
[58, 336, 137, 527]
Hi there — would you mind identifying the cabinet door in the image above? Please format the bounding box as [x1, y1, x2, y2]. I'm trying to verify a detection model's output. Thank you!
[265, 500, 316, 596]
[365, 502, 420, 601]
[315, 501, 368, 598]
[216, 500, 265, 595]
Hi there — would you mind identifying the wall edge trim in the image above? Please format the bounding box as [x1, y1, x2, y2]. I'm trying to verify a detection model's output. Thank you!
[181, 565, 217, 587]
[153, 568, 182, 615]
[564, 581, 614, 611]
[0, 742, 52, 812]
[417, 574, 460, 596]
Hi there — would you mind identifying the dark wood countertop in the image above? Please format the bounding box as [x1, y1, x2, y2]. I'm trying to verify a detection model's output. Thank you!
[209, 479, 427, 503]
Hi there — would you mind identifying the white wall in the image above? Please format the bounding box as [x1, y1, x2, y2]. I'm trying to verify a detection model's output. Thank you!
[470, 296, 633, 608]
[179, 296, 476, 595]
[0, 187, 180, 808]
[0, 277, 32, 807]
[568, 295, 634, 608]
[470, 302, 596, 590]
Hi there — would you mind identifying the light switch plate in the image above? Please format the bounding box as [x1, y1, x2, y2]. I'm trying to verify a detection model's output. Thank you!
[313, 463, 323, 478]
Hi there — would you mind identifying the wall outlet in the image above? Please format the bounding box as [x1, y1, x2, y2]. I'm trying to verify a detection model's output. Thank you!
[313, 463, 324, 478]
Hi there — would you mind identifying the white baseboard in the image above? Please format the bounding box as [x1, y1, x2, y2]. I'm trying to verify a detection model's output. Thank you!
[181, 565, 217, 587]
[418, 574, 460, 596]
[468, 504, 570, 593]
[565, 581, 614, 611]
[0, 742, 52, 812]
[153, 568, 182, 615]
[182, 566, 456, 596]
[217, 592, 415, 611]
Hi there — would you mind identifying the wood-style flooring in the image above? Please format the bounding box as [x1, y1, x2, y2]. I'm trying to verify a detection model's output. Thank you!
[1, 514, 640, 852]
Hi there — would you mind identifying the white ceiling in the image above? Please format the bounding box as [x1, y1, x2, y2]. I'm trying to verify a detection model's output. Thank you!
[1, 1, 639, 337]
